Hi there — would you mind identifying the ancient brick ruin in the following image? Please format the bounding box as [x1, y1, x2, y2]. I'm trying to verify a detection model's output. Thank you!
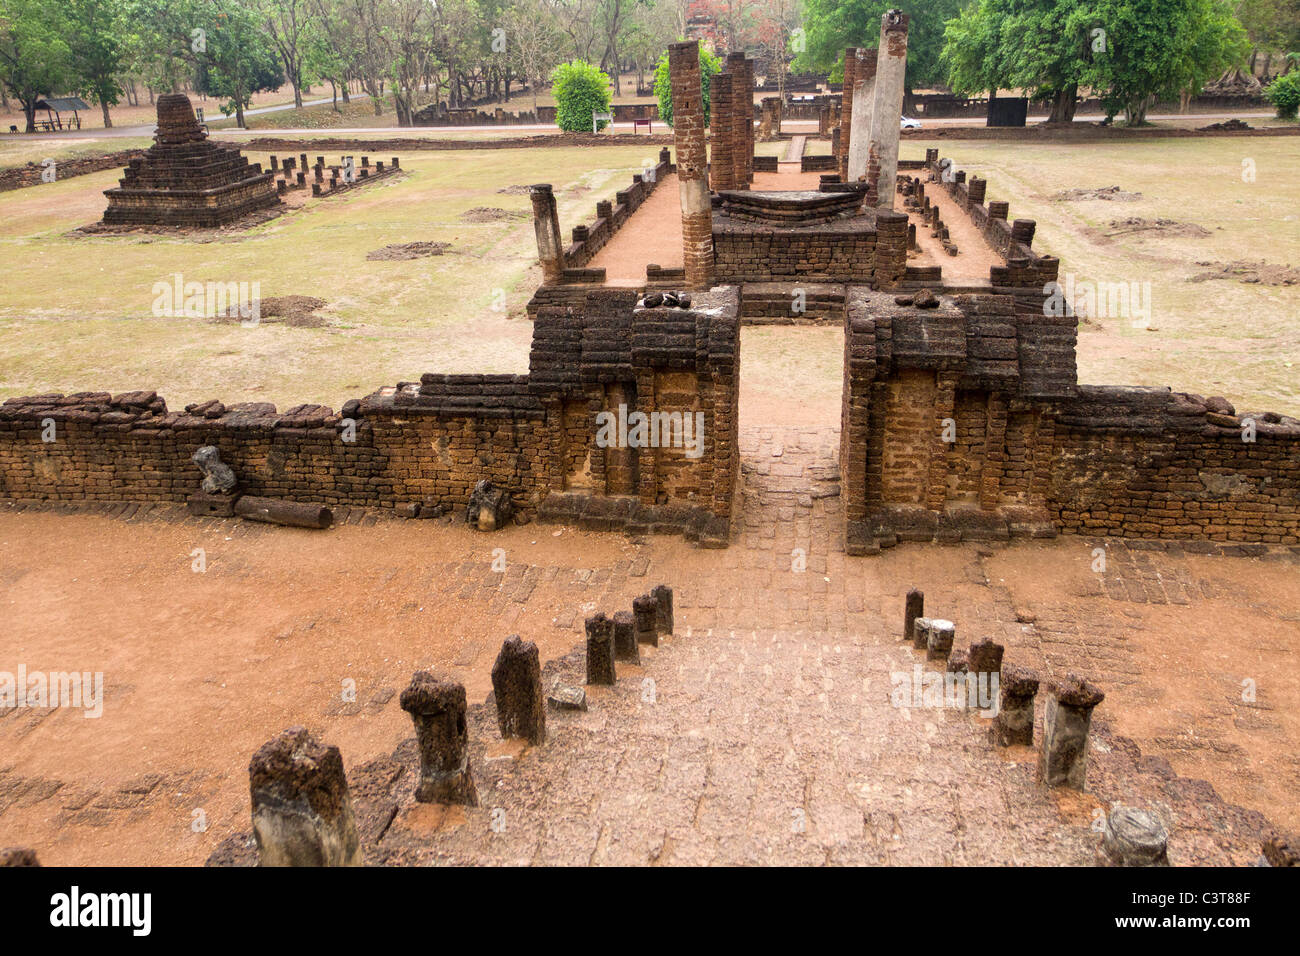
[1, 27, 1297, 555]
[101, 94, 279, 228]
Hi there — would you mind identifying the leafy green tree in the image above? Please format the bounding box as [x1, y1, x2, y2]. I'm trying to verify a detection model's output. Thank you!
[0, 0, 74, 132]
[68, 0, 126, 128]
[652, 43, 721, 127]
[551, 58, 611, 131]
[794, 0, 963, 92]
[1263, 69, 1300, 116]
[1082, 0, 1248, 124]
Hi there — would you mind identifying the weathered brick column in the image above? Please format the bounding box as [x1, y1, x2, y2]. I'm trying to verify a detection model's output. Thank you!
[633, 594, 660, 647]
[400, 672, 478, 805]
[1039, 675, 1105, 789]
[866, 10, 909, 208]
[710, 71, 737, 191]
[993, 664, 1039, 746]
[529, 183, 566, 283]
[735, 56, 755, 185]
[491, 635, 545, 745]
[669, 41, 716, 289]
[652, 584, 674, 634]
[838, 47, 858, 181]
[613, 610, 640, 664]
[248, 727, 363, 866]
[903, 588, 923, 643]
[846, 48, 878, 183]
[585, 612, 616, 685]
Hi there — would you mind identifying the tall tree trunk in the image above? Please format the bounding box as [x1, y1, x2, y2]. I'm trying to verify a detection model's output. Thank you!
[101, 97, 112, 128]
[24, 101, 36, 133]
[1046, 84, 1077, 123]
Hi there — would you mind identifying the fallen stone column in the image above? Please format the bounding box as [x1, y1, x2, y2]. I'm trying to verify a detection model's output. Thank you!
[235, 496, 333, 529]
[585, 612, 617, 685]
[491, 635, 545, 745]
[633, 594, 660, 648]
[613, 610, 640, 664]
[993, 664, 1039, 746]
[528, 183, 566, 283]
[903, 588, 923, 643]
[400, 672, 478, 805]
[1101, 805, 1169, 866]
[1039, 675, 1105, 789]
[652, 584, 674, 635]
[248, 726, 363, 866]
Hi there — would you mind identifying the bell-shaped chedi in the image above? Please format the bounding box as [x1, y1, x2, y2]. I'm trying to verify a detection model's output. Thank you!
[102, 93, 279, 227]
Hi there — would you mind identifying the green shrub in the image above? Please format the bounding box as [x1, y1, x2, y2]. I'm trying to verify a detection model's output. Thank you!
[551, 60, 613, 132]
[652, 45, 723, 127]
[1264, 72, 1300, 120]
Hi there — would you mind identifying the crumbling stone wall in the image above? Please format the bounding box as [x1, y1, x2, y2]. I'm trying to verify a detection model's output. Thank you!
[841, 288, 1300, 553]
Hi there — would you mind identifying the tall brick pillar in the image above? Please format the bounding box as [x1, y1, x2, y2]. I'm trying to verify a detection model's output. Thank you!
[846, 48, 878, 183]
[711, 71, 737, 191]
[725, 53, 753, 187]
[838, 48, 858, 181]
[669, 41, 715, 290]
[529, 184, 565, 283]
[867, 10, 909, 208]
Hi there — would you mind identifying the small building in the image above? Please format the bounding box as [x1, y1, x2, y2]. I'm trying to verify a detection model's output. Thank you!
[32, 96, 91, 131]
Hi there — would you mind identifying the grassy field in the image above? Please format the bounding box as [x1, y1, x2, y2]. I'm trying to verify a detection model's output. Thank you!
[899, 137, 1300, 415]
[0, 144, 659, 411]
[1, 133, 1296, 420]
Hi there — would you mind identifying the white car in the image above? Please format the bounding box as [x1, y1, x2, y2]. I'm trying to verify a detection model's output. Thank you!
[901, 116, 922, 130]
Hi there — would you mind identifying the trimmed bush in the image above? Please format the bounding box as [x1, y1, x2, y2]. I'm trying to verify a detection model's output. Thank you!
[551, 60, 613, 132]
[1264, 72, 1300, 120]
[653, 45, 723, 128]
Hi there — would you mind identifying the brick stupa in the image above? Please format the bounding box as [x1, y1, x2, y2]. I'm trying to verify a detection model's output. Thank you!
[102, 93, 279, 227]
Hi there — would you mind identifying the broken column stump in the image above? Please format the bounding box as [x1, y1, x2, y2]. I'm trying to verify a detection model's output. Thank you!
[1039, 675, 1105, 789]
[400, 672, 478, 805]
[967, 639, 1004, 679]
[466, 479, 512, 532]
[1261, 830, 1300, 867]
[1101, 805, 1169, 866]
[490, 635, 545, 745]
[613, 610, 640, 664]
[652, 584, 674, 635]
[585, 612, 616, 685]
[911, 615, 931, 651]
[0, 847, 40, 866]
[904, 588, 923, 643]
[925, 619, 956, 662]
[993, 664, 1039, 747]
[248, 726, 363, 866]
[633, 594, 659, 647]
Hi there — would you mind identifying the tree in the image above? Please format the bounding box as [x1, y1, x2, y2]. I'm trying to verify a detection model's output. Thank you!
[942, 0, 1098, 122]
[68, 0, 126, 128]
[260, 0, 312, 108]
[0, 0, 74, 132]
[652, 43, 721, 126]
[1263, 69, 1300, 116]
[1082, 0, 1248, 124]
[551, 58, 611, 130]
[794, 0, 963, 92]
[753, 0, 803, 102]
[505, 0, 565, 110]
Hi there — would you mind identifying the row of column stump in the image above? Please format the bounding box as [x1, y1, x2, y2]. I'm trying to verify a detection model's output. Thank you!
[267, 153, 401, 198]
[228, 584, 676, 866]
[902, 587, 1173, 865]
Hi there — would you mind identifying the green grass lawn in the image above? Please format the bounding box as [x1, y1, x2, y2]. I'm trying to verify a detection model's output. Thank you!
[901, 136, 1300, 416]
[0, 144, 658, 411]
